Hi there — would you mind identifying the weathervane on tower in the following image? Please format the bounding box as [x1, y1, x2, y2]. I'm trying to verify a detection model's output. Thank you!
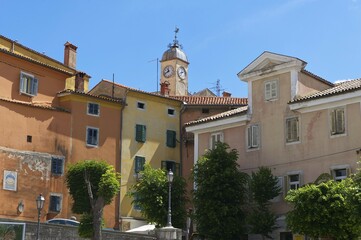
[168, 26, 182, 49]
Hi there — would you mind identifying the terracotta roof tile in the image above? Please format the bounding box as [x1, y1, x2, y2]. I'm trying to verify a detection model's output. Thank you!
[57, 89, 123, 103]
[301, 69, 334, 87]
[0, 48, 73, 75]
[185, 106, 248, 127]
[171, 96, 248, 105]
[290, 78, 361, 103]
[0, 97, 70, 112]
[91, 80, 184, 103]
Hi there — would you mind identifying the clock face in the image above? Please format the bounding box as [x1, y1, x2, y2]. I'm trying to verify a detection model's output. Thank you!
[163, 65, 174, 78]
[177, 66, 187, 80]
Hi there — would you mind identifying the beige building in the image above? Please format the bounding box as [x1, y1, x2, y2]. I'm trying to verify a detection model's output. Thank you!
[186, 52, 361, 239]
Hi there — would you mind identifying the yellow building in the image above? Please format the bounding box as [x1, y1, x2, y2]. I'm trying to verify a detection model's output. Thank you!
[90, 80, 183, 230]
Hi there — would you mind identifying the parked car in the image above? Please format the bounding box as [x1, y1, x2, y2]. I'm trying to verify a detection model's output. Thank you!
[46, 218, 80, 226]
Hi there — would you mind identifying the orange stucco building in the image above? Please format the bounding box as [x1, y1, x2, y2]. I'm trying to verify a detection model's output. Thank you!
[0, 35, 123, 228]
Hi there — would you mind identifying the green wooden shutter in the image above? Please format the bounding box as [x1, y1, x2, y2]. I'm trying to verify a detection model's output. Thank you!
[175, 163, 181, 176]
[136, 124, 146, 142]
[166, 130, 176, 148]
[135, 156, 145, 173]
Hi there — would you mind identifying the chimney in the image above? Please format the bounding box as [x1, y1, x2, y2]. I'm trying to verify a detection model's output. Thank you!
[222, 91, 231, 97]
[64, 42, 77, 69]
[160, 81, 170, 96]
[75, 72, 85, 92]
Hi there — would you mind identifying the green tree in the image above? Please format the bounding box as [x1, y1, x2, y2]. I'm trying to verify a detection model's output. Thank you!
[248, 167, 281, 239]
[285, 178, 361, 239]
[128, 163, 187, 228]
[66, 160, 120, 240]
[192, 142, 248, 240]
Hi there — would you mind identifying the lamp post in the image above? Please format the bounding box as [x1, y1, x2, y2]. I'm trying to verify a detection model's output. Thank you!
[36, 193, 45, 240]
[167, 169, 174, 227]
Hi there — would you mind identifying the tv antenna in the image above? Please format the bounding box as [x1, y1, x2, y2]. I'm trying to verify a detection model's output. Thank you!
[210, 79, 225, 97]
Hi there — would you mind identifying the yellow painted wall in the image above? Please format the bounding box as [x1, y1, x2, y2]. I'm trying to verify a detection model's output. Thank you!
[120, 90, 181, 220]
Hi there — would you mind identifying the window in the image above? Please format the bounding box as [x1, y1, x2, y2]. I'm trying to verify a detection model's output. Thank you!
[133, 193, 141, 211]
[51, 157, 64, 175]
[333, 168, 347, 181]
[247, 125, 260, 149]
[168, 108, 175, 116]
[288, 174, 300, 190]
[49, 195, 62, 212]
[86, 127, 99, 147]
[286, 117, 299, 143]
[20, 72, 38, 96]
[135, 124, 146, 142]
[202, 108, 210, 114]
[137, 101, 145, 110]
[330, 107, 345, 135]
[271, 177, 284, 202]
[135, 156, 145, 173]
[166, 130, 176, 148]
[161, 161, 181, 176]
[87, 102, 100, 116]
[210, 132, 223, 150]
[265, 80, 278, 101]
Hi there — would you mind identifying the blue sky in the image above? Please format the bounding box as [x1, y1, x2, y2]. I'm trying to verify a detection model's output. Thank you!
[1, 0, 361, 97]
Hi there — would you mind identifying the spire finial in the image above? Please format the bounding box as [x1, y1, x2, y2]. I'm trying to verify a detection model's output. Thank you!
[172, 26, 180, 48]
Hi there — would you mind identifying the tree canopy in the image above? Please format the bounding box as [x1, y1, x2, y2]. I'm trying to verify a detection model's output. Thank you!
[248, 167, 281, 239]
[128, 163, 187, 228]
[66, 160, 120, 240]
[192, 142, 248, 240]
[286, 178, 361, 239]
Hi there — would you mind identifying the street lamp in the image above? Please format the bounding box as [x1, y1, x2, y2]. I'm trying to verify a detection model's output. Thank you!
[36, 194, 45, 240]
[167, 169, 174, 227]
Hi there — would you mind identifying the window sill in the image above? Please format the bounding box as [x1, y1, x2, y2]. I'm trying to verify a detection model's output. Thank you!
[246, 147, 260, 152]
[20, 91, 36, 97]
[330, 132, 347, 138]
[285, 140, 300, 146]
[86, 144, 99, 148]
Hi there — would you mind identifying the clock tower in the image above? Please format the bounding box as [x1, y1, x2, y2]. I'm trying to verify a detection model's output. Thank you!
[160, 28, 189, 96]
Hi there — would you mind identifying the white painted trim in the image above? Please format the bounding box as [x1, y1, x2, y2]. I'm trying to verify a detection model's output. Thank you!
[290, 90, 361, 113]
[290, 69, 298, 100]
[248, 81, 253, 114]
[186, 114, 250, 134]
[238, 60, 304, 82]
[87, 102, 100, 117]
[238, 52, 305, 78]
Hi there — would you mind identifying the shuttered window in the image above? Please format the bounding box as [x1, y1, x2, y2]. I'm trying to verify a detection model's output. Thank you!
[247, 125, 260, 149]
[210, 132, 223, 149]
[87, 103, 100, 116]
[166, 130, 176, 148]
[286, 117, 299, 143]
[161, 161, 181, 176]
[49, 195, 62, 212]
[330, 107, 345, 135]
[86, 127, 99, 146]
[135, 124, 146, 142]
[135, 156, 145, 173]
[51, 157, 64, 175]
[265, 80, 278, 101]
[20, 72, 38, 96]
